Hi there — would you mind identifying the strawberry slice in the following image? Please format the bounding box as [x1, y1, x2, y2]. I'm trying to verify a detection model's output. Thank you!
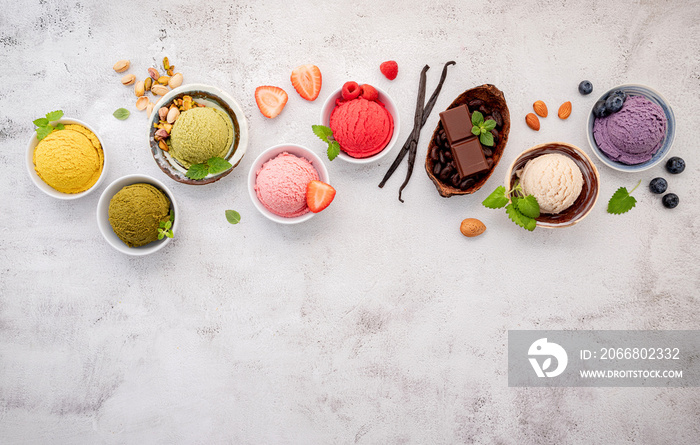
[306, 180, 336, 213]
[290, 64, 322, 101]
[255, 86, 288, 118]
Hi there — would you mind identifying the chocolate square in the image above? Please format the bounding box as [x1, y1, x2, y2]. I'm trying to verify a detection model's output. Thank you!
[451, 137, 489, 178]
[439, 105, 473, 144]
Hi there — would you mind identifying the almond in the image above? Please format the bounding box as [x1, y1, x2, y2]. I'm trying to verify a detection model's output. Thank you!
[113, 59, 130, 73]
[558, 101, 572, 120]
[460, 218, 486, 237]
[533, 100, 548, 118]
[525, 113, 540, 131]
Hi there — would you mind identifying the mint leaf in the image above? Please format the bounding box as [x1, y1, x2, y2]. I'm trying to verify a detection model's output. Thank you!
[186, 163, 209, 180]
[471, 125, 481, 136]
[506, 203, 536, 231]
[45, 110, 63, 121]
[608, 186, 637, 214]
[33, 118, 49, 127]
[158, 231, 165, 240]
[482, 186, 509, 209]
[482, 119, 497, 131]
[113, 108, 130, 120]
[312, 125, 333, 142]
[54, 123, 65, 130]
[471, 111, 484, 126]
[479, 131, 494, 147]
[225, 210, 241, 224]
[163, 220, 172, 230]
[516, 195, 540, 219]
[165, 230, 173, 238]
[327, 141, 340, 161]
[36, 125, 54, 141]
[207, 157, 232, 175]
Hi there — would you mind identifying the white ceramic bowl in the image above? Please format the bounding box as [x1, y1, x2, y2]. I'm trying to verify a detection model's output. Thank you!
[319, 85, 400, 164]
[96, 174, 179, 256]
[586, 84, 675, 172]
[248, 144, 330, 224]
[26, 118, 108, 199]
[149, 83, 249, 185]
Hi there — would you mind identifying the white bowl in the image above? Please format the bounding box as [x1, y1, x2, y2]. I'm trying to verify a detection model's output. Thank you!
[149, 83, 249, 185]
[248, 144, 330, 224]
[319, 85, 400, 164]
[96, 174, 179, 256]
[26, 118, 108, 199]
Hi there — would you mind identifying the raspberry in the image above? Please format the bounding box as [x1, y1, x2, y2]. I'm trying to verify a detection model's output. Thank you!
[341, 81, 361, 100]
[360, 84, 378, 101]
[380, 60, 398, 80]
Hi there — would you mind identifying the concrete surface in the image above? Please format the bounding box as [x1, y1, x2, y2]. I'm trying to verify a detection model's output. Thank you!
[1, 0, 699, 443]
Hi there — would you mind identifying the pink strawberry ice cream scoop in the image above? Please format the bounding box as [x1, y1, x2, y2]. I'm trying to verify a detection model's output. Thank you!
[255, 152, 319, 218]
[330, 96, 394, 158]
[593, 95, 667, 165]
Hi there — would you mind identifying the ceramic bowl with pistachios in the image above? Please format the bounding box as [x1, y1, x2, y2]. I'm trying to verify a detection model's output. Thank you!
[149, 83, 249, 185]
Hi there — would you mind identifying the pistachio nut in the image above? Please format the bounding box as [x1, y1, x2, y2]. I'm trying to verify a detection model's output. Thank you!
[144, 77, 153, 93]
[134, 80, 145, 97]
[121, 74, 136, 86]
[136, 96, 149, 111]
[158, 106, 169, 121]
[151, 84, 169, 96]
[163, 57, 170, 71]
[155, 128, 169, 140]
[158, 140, 169, 152]
[168, 73, 183, 89]
[157, 76, 170, 85]
[113, 59, 130, 73]
[148, 67, 160, 80]
[166, 107, 180, 124]
[146, 102, 154, 116]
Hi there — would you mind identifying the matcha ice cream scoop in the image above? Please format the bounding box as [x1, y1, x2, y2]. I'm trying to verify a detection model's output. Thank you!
[168, 107, 234, 168]
[108, 183, 171, 247]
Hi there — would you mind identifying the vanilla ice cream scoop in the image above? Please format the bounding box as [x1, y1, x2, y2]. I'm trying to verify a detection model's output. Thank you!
[518, 153, 583, 214]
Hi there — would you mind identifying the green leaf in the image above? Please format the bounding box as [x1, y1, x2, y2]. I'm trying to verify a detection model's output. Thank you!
[33, 118, 49, 127]
[471, 111, 484, 126]
[186, 163, 210, 180]
[207, 157, 232, 175]
[482, 119, 497, 131]
[163, 220, 172, 230]
[482, 186, 509, 209]
[516, 195, 540, 218]
[506, 203, 536, 231]
[608, 186, 637, 214]
[113, 108, 130, 120]
[327, 141, 340, 161]
[54, 123, 65, 130]
[36, 125, 54, 141]
[312, 124, 334, 143]
[157, 230, 165, 240]
[165, 230, 173, 238]
[225, 209, 241, 224]
[479, 131, 494, 147]
[169, 210, 175, 223]
[45, 110, 63, 121]
[471, 125, 481, 136]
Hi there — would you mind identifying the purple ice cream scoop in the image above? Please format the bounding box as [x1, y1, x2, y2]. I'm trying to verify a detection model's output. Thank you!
[593, 95, 667, 165]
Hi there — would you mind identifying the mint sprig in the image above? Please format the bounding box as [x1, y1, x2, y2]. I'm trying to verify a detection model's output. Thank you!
[471, 111, 497, 147]
[157, 212, 174, 240]
[482, 182, 540, 231]
[608, 180, 640, 214]
[312, 124, 340, 161]
[185, 156, 233, 180]
[33, 110, 64, 141]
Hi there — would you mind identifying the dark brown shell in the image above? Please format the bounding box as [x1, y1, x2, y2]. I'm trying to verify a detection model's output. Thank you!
[425, 84, 510, 197]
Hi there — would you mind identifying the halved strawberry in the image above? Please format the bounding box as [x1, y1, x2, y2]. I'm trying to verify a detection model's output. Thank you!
[255, 86, 288, 119]
[290, 64, 322, 101]
[306, 180, 336, 213]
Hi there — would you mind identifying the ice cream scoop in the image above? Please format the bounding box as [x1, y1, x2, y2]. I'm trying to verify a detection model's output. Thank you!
[169, 107, 234, 168]
[518, 153, 583, 214]
[254, 152, 319, 218]
[593, 95, 666, 165]
[108, 183, 171, 247]
[330, 96, 394, 158]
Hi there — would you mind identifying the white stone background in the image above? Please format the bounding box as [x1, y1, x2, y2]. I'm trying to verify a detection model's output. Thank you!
[1, 0, 699, 443]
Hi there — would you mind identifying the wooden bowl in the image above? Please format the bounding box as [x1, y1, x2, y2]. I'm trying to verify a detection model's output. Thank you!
[425, 84, 510, 197]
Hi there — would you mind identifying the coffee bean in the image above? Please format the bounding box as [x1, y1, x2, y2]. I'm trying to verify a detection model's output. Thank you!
[433, 162, 442, 176]
[439, 151, 445, 164]
[482, 147, 493, 157]
[486, 158, 494, 168]
[485, 115, 494, 123]
[469, 99, 484, 109]
[439, 165, 453, 180]
[429, 145, 439, 161]
[450, 173, 461, 187]
[444, 150, 452, 160]
[479, 105, 489, 115]
[459, 177, 475, 190]
[492, 110, 502, 128]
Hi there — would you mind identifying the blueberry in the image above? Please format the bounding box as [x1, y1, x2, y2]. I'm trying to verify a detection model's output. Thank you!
[649, 177, 667, 194]
[605, 95, 625, 113]
[578, 80, 593, 95]
[665, 157, 685, 174]
[611, 90, 627, 101]
[662, 193, 679, 209]
[593, 100, 609, 118]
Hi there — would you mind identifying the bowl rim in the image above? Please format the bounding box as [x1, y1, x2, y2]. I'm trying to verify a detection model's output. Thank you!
[149, 83, 249, 185]
[96, 173, 179, 256]
[26, 117, 108, 200]
[319, 85, 400, 164]
[504, 141, 600, 229]
[248, 143, 330, 225]
[586, 83, 675, 172]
